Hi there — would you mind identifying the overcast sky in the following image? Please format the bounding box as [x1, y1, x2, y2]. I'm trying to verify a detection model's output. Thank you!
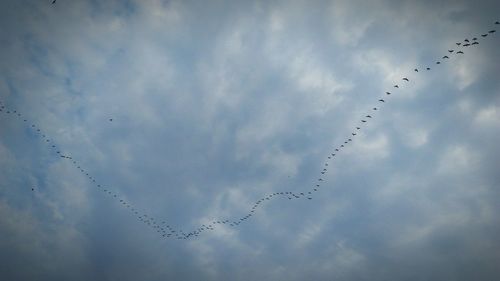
[1, 0, 499, 280]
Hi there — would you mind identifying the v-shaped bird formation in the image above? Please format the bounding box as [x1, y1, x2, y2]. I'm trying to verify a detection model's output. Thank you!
[0, 20, 498, 240]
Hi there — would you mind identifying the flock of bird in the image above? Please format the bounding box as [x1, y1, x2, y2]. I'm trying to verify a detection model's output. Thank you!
[0, 20, 498, 241]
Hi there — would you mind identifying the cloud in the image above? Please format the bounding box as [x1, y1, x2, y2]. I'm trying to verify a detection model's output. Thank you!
[0, 0, 499, 280]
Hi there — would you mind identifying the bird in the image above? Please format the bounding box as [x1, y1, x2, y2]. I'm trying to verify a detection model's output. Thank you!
[489, 30, 496, 33]
[457, 51, 464, 54]
[463, 43, 470, 47]
[361, 120, 367, 123]
[373, 107, 378, 110]
[365, 115, 372, 118]
[436, 61, 441, 64]
[352, 133, 357, 136]
[472, 37, 477, 41]
[414, 68, 418, 72]
[403, 77, 409, 81]
[394, 85, 399, 88]
[472, 42, 479, 45]
[426, 67, 431, 70]
[464, 39, 469, 42]
[52, 0, 56, 3]
[109, 118, 113, 122]
[31, 187, 34, 191]
[481, 34, 488, 37]
[456, 42, 461, 46]
[378, 99, 385, 102]
[495, 21, 499, 25]
[386, 91, 391, 95]
[356, 127, 361, 130]
[448, 50, 454, 53]
[443, 56, 449, 59]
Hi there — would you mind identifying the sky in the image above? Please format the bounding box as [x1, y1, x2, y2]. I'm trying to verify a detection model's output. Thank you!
[0, 0, 499, 280]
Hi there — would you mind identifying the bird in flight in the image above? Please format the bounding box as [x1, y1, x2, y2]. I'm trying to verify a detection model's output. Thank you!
[109, 118, 113, 122]
[378, 99, 385, 102]
[457, 51, 464, 54]
[52, 0, 56, 4]
[414, 68, 418, 72]
[386, 92, 391, 95]
[402, 77, 409, 82]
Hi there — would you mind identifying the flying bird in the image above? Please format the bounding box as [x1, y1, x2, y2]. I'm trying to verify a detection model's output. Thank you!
[414, 68, 418, 72]
[378, 99, 385, 102]
[464, 39, 469, 42]
[394, 85, 399, 88]
[472, 37, 477, 41]
[481, 34, 488, 37]
[109, 118, 113, 122]
[366, 115, 372, 118]
[386, 92, 391, 95]
[373, 107, 378, 110]
[52, 0, 56, 3]
[495, 21, 499, 24]
[448, 50, 454, 53]
[361, 120, 367, 123]
[456, 42, 461, 46]
[402, 77, 409, 81]
[356, 127, 361, 130]
[426, 67, 431, 70]
[457, 51, 464, 54]
[489, 30, 496, 33]
[443, 56, 449, 59]
[463, 43, 470, 46]
[472, 42, 479, 45]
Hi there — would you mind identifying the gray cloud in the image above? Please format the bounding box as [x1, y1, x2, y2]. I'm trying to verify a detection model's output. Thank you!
[1, 0, 499, 280]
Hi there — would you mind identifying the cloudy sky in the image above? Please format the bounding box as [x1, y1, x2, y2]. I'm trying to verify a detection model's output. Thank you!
[1, 0, 499, 280]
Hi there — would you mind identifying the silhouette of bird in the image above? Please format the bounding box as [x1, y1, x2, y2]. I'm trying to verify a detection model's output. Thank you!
[481, 34, 488, 37]
[448, 50, 454, 53]
[436, 61, 441, 64]
[426, 67, 430, 70]
[352, 133, 357, 136]
[394, 85, 399, 88]
[489, 30, 496, 33]
[414, 68, 418, 72]
[472, 42, 479, 45]
[31, 187, 34, 191]
[456, 42, 461, 46]
[443, 56, 449, 59]
[403, 77, 409, 81]
[109, 118, 113, 122]
[495, 21, 499, 25]
[386, 91, 391, 95]
[457, 51, 464, 54]
[472, 37, 477, 41]
[361, 120, 367, 123]
[356, 127, 361, 130]
[52, 0, 56, 3]
[464, 39, 469, 42]
[373, 107, 378, 110]
[366, 115, 372, 118]
[378, 99, 385, 102]
[463, 43, 470, 46]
